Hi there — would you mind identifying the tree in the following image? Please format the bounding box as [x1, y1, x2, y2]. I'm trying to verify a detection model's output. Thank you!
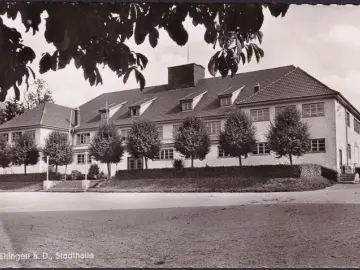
[11, 132, 40, 174]
[0, 3, 290, 101]
[174, 116, 210, 168]
[0, 137, 11, 169]
[127, 119, 161, 169]
[24, 78, 55, 110]
[266, 106, 310, 165]
[42, 131, 73, 173]
[219, 108, 256, 166]
[89, 123, 124, 179]
[0, 97, 25, 124]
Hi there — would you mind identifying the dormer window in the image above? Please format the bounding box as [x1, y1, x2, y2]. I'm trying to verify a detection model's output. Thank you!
[131, 108, 140, 116]
[98, 101, 126, 121]
[218, 86, 244, 107]
[220, 96, 231, 107]
[182, 101, 192, 111]
[180, 91, 207, 112]
[128, 97, 157, 117]
[100, 111, 108, 120]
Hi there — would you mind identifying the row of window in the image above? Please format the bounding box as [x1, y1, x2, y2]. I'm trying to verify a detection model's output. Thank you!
[76, 139, 326, 164]
[0, 130, 36, 143]
[250, 103, 325, 122]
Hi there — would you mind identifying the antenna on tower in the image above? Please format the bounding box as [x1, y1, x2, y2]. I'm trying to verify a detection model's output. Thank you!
[186, 19, 190, 63]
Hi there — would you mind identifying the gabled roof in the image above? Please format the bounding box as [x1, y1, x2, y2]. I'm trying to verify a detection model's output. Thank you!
[128, 97, 157, 108]
[236, 67, 337, 105]
[0, 103, 73, 130]
[218, 85, 244, 97]
[76, 65, 296, 130]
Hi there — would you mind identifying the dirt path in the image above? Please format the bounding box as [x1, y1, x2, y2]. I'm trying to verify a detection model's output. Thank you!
[1, 203, 360, 268]
[0, 184, 360, 213]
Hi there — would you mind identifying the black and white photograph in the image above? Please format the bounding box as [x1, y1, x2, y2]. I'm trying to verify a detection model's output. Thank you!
[0, 1, 360, 268]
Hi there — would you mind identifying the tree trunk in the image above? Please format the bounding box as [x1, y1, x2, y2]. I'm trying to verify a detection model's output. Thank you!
[107, 163, 111, 179]
[65, 164, 67, 181]
[289, 154, 293, 165]
[55, 164, 58, 173]
[24, 164, 27, 175]
[238, 155, 242, 166]
[145, 157, 148, 169]
[191, 156, 194, 168]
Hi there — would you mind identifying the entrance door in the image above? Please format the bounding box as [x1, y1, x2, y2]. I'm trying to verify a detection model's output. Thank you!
[339, 149, 343, 173]
[128, 157, 143, 170]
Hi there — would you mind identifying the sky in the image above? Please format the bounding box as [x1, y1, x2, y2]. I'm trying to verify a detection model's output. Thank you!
[2, 4, 360, 109]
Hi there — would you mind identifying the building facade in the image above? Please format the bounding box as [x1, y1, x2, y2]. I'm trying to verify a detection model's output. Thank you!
[0, 63, 359, 175]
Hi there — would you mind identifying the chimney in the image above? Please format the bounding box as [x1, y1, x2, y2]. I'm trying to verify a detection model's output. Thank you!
[254, 83, 260, 94]
[168, 63, 205, 89]
[74, 107, 80, 126]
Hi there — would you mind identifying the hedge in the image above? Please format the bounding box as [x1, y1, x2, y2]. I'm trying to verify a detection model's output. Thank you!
[0, 173, 62, 182]
[320, 166, 338, 182]
[115, 165, 303, 180]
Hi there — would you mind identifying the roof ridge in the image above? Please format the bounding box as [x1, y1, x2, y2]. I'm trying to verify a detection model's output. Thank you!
[39, 103, 46, 125]
[236, 66, 297, 104]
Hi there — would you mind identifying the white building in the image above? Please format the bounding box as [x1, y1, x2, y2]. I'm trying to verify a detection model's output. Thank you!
[0, 63, 359, 175]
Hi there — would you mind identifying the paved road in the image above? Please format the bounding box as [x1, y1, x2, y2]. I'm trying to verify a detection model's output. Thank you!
[1, 184, 359, 213]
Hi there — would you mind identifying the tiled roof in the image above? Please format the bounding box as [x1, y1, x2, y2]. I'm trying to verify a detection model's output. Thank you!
[0, 103, 73, 130]
[218, 85, 244, 97]
[236, 68, 337, 105]
[76, 65, 296, 130]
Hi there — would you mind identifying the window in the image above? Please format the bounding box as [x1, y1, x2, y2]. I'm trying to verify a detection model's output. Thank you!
[120, 128, 131, 138]
[157, 126, 163, 140]
[173, 124, 181, 138]
[155, 149, 174, 160]
[220, 97, 231, 106]
[355, 119, 360, 134]
[218, 146, 231, 158]
[310, 139, 326, 152]
[250, 108, 270, 122]
[347, 144, 351, 159]
[205, 121, 221, 136]
[0, 133, 9, 142]
[12, 131, 22, 142]
[77, 154, 92, 164]
[302, 103, 325, 117]
[100, 111, 108, 120]
[76, 133, 90, 145]
[252, 143, 270, 155]
[275, 105, 297, 115]
[182, 101, 192, 111]
[131, 108, 139, 116]
[24, 130, 36, 142]
[346, 112, 350, 127]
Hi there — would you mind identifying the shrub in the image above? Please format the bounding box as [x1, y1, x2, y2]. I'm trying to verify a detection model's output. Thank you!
[321, 166, 338, 182]
[98, 171, 106, 179]
[71, 170, 82, 180]
[88, 164, 100, 180]
[355, 167, 360, 175]
[173, 159, 184, 168]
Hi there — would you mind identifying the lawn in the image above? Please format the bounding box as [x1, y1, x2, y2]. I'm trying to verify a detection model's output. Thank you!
[92, 176, 334, 192]
[1, 204, 360, 268]
[0, 182, 42, 192]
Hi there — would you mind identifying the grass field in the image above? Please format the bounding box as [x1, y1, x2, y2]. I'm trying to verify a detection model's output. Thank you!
[1, 203, 359, 268]
[93, 176, 334, 192]
[0, 182, 42, 192]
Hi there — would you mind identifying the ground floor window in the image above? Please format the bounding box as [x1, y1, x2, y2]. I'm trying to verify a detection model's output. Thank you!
[310, 139, 326, 152]
[77, 154, 92, 164]
[0, 133, 9, 142]
[252, 143, 270, 155]
[155, 149, 174, 160]
[128, 157, 143, 170]
[218, 146, 231, 158]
